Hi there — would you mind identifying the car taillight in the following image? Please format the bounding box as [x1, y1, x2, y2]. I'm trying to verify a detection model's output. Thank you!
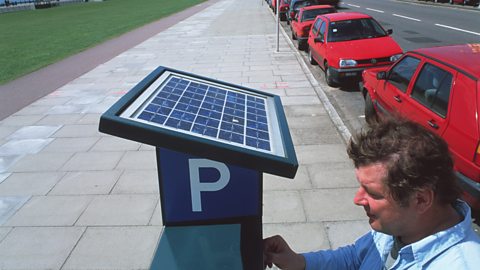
[475, 142, 480, 167]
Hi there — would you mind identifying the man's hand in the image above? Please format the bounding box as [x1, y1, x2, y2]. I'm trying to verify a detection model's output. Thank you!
[263, 235, 306, 270]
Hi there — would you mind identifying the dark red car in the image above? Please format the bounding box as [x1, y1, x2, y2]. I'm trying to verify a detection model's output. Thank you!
[361, 44, 480, 220]
[307, 12, 402, 86]
[290, 5, 336, 51]
[272, 0, 291, 21]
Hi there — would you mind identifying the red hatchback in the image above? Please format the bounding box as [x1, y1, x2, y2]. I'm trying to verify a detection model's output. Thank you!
[291, 5, 336, 51]
[361, 44, 480, 220]
[307, 12, 402, 86]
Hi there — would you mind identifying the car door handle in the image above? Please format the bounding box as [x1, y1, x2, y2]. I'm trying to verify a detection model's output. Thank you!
[428, 120, 439, 129]
[393, 95, 401, 103]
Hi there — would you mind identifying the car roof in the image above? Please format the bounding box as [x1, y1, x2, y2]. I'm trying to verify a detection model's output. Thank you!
[412, 44, 480, 78]
[321, 12, 372, 22]
[301, 5, 334, 11]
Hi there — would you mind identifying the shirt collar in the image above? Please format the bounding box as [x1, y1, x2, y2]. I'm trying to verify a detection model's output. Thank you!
[398, 200, 472, 266]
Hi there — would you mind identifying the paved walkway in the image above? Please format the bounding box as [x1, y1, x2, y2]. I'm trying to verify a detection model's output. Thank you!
[0, 0, 369, 269]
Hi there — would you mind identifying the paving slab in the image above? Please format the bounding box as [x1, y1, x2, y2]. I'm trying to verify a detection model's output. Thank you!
[62, 226, 161, 270]
[302, 189, 366, 222]
[263, 190, 307, 223]
[41, 137, 99, 153]
[0, 172, 63, 196]
[325, 220, 370, 249]
[76, 194, 158, 226]
[0, 226, 85, 270]
[263, 222, 330, 253]
[111, 169, 159, 194]
[61, 151, 124, 171]
[49, 171, 121, 195]
[5, 195, 92, 226]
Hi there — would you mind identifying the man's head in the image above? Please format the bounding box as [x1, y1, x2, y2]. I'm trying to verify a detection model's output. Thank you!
[347, 118, 461, 236]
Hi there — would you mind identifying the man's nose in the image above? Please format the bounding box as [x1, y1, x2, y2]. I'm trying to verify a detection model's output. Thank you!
[353, 187, 367, 206]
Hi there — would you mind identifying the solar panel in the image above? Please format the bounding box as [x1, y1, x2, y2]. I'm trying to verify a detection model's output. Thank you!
[99, 67, 297, 178]
[126, 75, 272, 153]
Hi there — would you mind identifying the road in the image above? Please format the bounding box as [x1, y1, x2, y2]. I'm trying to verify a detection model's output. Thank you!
[279, 0, 480, 134]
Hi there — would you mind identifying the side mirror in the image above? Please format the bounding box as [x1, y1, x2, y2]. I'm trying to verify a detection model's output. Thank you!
[314, 36, 324, 43]
[387, 29, 393, 35]
[376, 71, 387, 80]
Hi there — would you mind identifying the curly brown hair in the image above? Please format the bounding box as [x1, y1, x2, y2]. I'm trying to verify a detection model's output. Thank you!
[347, 118, 460, 207]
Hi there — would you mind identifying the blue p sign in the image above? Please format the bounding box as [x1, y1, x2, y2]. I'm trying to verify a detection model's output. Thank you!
[158, 148, 261, 224]
[189, 159, 230, 212]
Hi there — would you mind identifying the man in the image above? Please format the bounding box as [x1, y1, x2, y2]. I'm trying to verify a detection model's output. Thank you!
[263, 118, 480, 269]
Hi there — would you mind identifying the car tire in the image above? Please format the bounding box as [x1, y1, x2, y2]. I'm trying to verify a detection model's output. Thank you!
[292, 31, 297, 40]
[324, 63, 337, 87]
[298, 40, 306, 51]
[308, 49, 317, 65]
[365, 93, 378, 125]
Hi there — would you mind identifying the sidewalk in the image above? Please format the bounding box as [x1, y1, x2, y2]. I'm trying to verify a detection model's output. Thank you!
[0, 0, 368, 269]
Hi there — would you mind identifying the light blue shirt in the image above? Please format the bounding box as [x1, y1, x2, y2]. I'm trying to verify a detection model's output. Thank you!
[303, 201, 480, 270]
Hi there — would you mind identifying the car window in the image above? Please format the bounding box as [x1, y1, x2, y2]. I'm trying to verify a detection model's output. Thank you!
[319, 21, 326, 40]
[328, 18, 387, 42]
[302, 8, 335, 22]
[387, 56, 421, 93]
[311, 18, 322, 35]
[410, 63, 453, 118]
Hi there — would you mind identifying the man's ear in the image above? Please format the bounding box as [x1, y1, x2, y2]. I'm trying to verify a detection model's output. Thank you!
[413, 188, 434, 213]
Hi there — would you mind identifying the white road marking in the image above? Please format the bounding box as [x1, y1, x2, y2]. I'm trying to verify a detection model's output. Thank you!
[366, 8, 385, 13]
[392, 14, 421, 22]
[347, 4, 361, 8]
[435, 24, 480, 36]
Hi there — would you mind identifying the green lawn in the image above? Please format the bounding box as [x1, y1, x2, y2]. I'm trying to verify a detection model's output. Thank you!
[0, 0, 206, 85]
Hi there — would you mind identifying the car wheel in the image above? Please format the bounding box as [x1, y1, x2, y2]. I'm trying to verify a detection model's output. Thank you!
[292, 31, 297, 40]
[364, 93, 378, 125]
[308, 49, 317, 65]
[298, 40, 307, 51]
[324, 63, 337, 87]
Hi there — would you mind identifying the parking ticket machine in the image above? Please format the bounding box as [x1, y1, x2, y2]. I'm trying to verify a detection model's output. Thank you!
[99, 67, 298, 269]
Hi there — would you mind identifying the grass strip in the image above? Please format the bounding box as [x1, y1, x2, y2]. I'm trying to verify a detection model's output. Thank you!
[0, 0, 206, 84]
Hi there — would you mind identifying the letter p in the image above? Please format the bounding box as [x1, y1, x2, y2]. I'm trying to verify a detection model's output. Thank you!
[188, 159, 230, 212]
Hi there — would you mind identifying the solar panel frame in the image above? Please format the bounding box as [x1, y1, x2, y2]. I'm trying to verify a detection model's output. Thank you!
[99, 67, 298, 178]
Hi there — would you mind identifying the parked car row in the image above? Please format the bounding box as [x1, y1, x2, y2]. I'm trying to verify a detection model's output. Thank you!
[266, 0, 340, 21]
[290, 5, 337, 50]
[267, 2, 480, 221]
[419, 0, 480, 7]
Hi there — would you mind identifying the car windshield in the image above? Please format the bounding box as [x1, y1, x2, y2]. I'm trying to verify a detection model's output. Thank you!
[302, 8, 335, 21]
[327, 18, 387, 42]
[293, 1, 312, 11]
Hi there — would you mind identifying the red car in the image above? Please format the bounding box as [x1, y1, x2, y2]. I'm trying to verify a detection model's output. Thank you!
[272, 0, 291, 21]
[290, 5, 336, 51]
[307, 12, 402, 86]
[452, 0, 479, 6]
[361, 44, 480, 220]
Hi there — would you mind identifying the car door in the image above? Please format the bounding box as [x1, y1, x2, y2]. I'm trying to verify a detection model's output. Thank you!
[309, 19, 327, 65]
[291, 11, 299, 33]
[374, 55, 421, 117]
[401, 60, 455, 136]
